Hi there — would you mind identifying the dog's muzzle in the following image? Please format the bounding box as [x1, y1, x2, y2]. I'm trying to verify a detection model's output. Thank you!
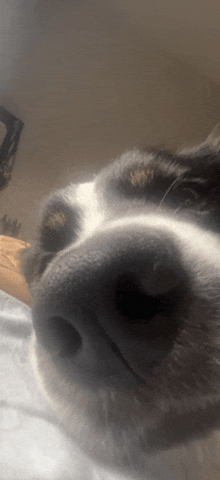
[33, 224, 190, 387]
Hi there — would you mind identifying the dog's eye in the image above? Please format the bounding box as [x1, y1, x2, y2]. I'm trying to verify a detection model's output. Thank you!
[175, 187, 199, 208]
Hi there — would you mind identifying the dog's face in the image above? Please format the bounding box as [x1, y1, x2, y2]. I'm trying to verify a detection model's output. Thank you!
[22, 140, 220, 478]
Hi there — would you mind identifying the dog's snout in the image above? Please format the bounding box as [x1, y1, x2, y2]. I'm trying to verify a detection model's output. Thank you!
[33, 226, 188, 382]
[24, 144, 220, 477]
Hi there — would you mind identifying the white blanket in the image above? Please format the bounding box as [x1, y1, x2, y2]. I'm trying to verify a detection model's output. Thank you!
[0, 290, 125, 480]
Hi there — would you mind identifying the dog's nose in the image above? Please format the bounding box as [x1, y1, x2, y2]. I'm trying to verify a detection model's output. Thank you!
[33, 225, 189, 384]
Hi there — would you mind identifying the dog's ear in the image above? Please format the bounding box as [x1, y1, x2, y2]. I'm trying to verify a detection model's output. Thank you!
[205, 124, 220, 150]
[177, 125, 220, 157]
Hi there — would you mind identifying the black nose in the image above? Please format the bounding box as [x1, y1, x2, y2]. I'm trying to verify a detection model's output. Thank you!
[33, 226, 189, 385]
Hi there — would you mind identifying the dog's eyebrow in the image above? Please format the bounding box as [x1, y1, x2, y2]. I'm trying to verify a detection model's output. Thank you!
[39, 190, 82, 252]
[96, 148, 189, 194]
[128, 167, 154, 187]
[42, 208, 70, 232]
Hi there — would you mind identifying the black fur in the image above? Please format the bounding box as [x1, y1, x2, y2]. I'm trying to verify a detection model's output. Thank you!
[21, 136, 220, 479]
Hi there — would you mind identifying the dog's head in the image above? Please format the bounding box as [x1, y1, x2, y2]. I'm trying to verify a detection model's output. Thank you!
[22, 136, 220, 477]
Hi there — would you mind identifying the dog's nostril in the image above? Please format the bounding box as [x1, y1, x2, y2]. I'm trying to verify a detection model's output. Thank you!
[115, 274, 183, 340]
[46, 316, 82, 357]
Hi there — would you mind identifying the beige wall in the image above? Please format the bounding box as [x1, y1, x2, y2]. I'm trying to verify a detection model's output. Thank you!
[1, 0, 220, 241]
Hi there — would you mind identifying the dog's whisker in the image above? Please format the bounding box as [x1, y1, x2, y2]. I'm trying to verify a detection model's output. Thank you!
[158, 177, 180, 208]
[173, 206, 182, 214]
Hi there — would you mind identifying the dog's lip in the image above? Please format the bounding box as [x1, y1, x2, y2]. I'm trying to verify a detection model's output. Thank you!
[98, 308, 170, 382]
[33, 303, 149, 386]
[110, 336, 166, 382]
[108, 336, 151, 383]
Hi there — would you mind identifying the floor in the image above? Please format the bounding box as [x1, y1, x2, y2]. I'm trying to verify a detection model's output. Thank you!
[1, 0, 220, 242]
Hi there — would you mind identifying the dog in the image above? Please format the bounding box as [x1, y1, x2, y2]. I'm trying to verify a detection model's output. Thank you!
[21, 134, 220, 479]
